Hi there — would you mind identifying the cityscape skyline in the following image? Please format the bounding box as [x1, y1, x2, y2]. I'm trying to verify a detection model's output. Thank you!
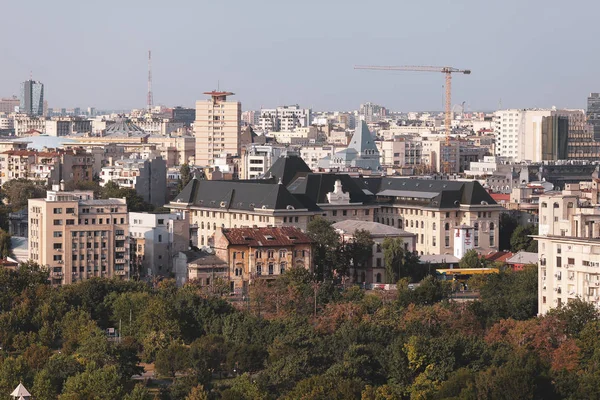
[2, 0, 599, 112]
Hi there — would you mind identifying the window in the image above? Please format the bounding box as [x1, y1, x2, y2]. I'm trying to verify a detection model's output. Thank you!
[256, 265, 262, 276]
[267, 250, 274, 258]
[343, 210, 347, 216]
[53, 219, 63, 226]
[568, 258, 575, 265]
[53, 255, 62, 261]
[376, 258, 382, 267]
[332, 210, 337, 217]
[53, 231, 63, 237]
[432, 236, 436, 246]
[256, 250, 262, 258]
[268, 264, 274, 275]
[158, 235, 162, 243]
[53, 243, 62, 250]
[158, 219, 164, 224]
[53, 208, 62, 214]
[280, 262, 286, 274]
[432, 223, 436, 231]
[376, 273, 382, 283]
[66, 208, 75, 214]
[279, 250, 286, 258]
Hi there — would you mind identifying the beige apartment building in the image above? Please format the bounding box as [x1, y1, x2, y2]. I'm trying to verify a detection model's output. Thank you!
[536, 183, 600, 314]
[372, 178, 502, 255]
[28, 188, 130, 285]
[194, 91, 241, 166]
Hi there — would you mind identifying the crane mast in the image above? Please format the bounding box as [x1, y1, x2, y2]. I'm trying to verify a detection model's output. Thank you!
[354, 65, 471, 174]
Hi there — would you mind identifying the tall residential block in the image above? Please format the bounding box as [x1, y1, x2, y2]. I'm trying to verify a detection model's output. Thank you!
[193, 91, 241, 167]
[20, 80, 44, 116]
[536, 183, 600, 314]
[28, 188, 130, 285]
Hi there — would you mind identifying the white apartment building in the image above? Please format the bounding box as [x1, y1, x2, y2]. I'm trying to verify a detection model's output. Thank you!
[129, 212, 189, 278]
[376, 140, 405, 167]
[241, 144, 290, 179]
[494, 108, 583, 162]
[537, 183, 600, 314]
[129, 116, 183, 136]
[194, 91, 241, 166]
[299, 144, 346, 171]
[13, 114, 46, 136]
[258, 105, 311, 132]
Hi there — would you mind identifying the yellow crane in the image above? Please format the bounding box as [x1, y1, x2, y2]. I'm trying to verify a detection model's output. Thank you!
[354, 65, 471, 173]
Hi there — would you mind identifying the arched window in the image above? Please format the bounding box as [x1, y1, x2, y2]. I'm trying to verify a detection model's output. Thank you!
[376, 273, 382, 283]
[201, 222, 204, 229]
[279, 249, 287, 258]
[421, 221, 424, 229]
[445, 223, 450, 231]
[554, 203, 560, 208]
[213, 223, 216, 230]
[268, 263, 274, 275]
[432, 223, 436, 231]
[567, 202, 574, 209]
[398, 220, 403, 229]
[490, 222, 495, 230]
[256, 264, 262, 276]
[541, 202, 548, 208]
[410, 220, 414, 228]
[280, 262, 286, 274]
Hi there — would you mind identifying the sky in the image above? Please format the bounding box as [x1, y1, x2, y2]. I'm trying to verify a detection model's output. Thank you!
[2, 0, 599, 112]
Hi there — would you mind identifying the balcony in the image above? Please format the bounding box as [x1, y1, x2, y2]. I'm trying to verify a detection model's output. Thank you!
[51, 272, 63, 278]
[116, 235, 126, 240]
[115, 270, 127, 276]
[115, 247, 126, 252]
[115, 259, 126, 264]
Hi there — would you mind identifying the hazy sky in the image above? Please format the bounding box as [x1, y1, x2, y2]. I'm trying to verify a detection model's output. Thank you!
[2, 0, 598, 112]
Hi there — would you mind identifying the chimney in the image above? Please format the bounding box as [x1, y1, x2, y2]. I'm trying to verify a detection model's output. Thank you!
[60, 179, 65, 191]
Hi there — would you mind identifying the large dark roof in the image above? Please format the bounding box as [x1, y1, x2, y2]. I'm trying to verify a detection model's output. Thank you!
[356, 177, 497, 208]
[173, 178, 317, 211]
[264, 155, 312, 186]
[287, 173, 375, 204]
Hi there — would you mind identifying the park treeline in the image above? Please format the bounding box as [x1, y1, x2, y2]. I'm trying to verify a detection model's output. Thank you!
[0, 262, 598, 400]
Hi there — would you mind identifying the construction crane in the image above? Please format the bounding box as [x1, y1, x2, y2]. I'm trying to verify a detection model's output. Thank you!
[354, 65, 471, 173]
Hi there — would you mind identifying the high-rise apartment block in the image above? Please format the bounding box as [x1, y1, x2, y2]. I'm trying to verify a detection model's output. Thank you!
[536, 182, 600, 314]
[28, 188, 130, 285]
[258, 105, 311, 132]
[494, 109, 573, 162]
[193, 91, 241, 167]
[587, 93, 600, 140]
[20, 80, 44, 116]
[0, 97, 20, 114]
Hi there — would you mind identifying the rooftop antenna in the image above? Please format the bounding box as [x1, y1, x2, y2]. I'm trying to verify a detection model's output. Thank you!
[147, 50, 153, 113]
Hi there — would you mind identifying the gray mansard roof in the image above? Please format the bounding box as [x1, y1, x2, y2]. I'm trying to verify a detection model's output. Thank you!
[173, 178, 318, 211]
[354, 177, 498, 208]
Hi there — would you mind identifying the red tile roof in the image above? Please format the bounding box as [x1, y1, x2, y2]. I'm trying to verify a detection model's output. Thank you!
[485, 251, 513, 263]
[222, 226, 312, 247]
[490, 193, 510, 202]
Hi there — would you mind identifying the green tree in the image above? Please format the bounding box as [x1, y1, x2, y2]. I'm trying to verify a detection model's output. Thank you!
[382, 237, 405, 283]
[548, 297, 599, 337]
[348, 229, 374, 272]
[185, 385, 209, 400]
[219, 373, 268, 400]
[0, 228, 11, 258]
[1, 178, 47, 210]
[282, 375, 364, 400]
[60, 364, 124, 400]
[510, 224, 537, 253]
[32, 368, 59, 400]
[499, 213, 518, 251]
[100, 181, 154, 212]
[458, 249, 487, 269]
[155, 342, 190, 378]
[178, 164, 192, 191]
[123, 383, 152, 400]
[307, 217, 341, 280]
[471, 266, 538, 325]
